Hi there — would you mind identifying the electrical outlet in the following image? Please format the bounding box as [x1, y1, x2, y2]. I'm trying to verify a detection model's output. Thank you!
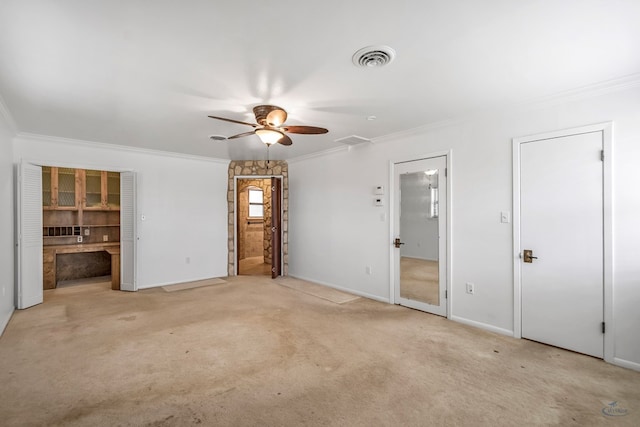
[365, 266, 372, 275]
[466, 282, 475, 295]
[103, 235, 109, 242]
[77, 236, 83, 243]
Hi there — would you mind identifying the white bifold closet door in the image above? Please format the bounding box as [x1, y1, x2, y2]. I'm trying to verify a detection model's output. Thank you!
[17, 162, 43, 309]
[120, 171, 137, 292]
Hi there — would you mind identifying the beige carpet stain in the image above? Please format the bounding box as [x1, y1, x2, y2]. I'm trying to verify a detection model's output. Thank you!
[274, 276, 361, 304]
[162, 277, 227, 292]
[0, 276, 638, 426]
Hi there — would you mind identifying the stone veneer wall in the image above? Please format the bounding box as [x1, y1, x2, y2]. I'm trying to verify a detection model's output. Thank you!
[228, 160, 288, 276]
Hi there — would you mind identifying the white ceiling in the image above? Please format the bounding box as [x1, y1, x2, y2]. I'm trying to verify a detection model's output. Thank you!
[1, 1, 639, 160]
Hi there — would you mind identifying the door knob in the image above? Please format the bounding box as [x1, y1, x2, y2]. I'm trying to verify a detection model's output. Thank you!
[394, 238, 405, 249]
[523, 249, 538, 263]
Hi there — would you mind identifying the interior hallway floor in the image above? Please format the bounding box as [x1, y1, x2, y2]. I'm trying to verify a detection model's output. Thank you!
[238, 255, 271, 276]
[0, 276, 638, 426]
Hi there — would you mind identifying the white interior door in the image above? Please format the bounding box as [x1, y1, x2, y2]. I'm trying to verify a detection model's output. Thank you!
[393, 156, 447, 316]
[520, 131, 604, 358]
[17, 162, 43, 309]
[120, 171, 137, 292]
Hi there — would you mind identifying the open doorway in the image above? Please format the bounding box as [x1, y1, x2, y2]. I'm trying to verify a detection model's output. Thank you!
[236, 177, 282, 277]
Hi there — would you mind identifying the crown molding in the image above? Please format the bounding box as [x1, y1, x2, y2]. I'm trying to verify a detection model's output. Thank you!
[287, 145, 350, 164]
[0, 94, 18, 133]
[14, 132, 230, 164]
[373, 72, 640, 145]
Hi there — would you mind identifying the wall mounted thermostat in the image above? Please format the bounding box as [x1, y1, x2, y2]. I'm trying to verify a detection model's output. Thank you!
[374, 198, 384, 207]
[374, 185, 384, 195]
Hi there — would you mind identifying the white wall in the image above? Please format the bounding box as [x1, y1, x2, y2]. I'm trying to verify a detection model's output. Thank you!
[289, 84, 640, 368]
[13, 135, 229, 289]
[0, 110, 15, 333]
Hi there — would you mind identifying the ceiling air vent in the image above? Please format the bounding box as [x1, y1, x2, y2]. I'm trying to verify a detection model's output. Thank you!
[335, 135, 371, 146]
[209, 135, 227, 141]
[352, 45, 396, 68]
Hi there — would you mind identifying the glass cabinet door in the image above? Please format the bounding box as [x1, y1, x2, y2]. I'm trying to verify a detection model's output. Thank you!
[57, 168, 77, 208]
[84, 169, 102, 208]
[107, 172, 120, 208]
[42, 166, 52, 207]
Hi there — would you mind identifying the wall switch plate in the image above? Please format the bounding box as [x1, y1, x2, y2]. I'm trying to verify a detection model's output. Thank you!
[466, 282, 475, 295]
[501, 211, 511, 223]
[374, 186, 384, 195]
[84, 228, 90, 236]
[366, 266, 372, 275]
[374, 198, 384, 207]
[103, 235, 109, 242]
[141, 214, 146, 221]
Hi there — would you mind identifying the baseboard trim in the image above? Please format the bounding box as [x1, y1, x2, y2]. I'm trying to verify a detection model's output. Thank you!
[450, 315, 514, 337]
[288, 275, 390, 303]
[0, 307, 15, 337]
[612, 357, 640, 372]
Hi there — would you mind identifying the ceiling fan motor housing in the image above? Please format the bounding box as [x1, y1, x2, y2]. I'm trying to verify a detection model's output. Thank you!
[253, 105, 287, 126]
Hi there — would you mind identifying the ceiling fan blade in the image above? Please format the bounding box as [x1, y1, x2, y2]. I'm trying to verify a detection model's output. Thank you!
[208, 115, 258, 128]
[228, 130, 257, 139]
[281, 125, 328, 134]
[277, 134, 293, 146]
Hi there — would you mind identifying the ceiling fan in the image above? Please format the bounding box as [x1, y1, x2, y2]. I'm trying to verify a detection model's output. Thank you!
[208, 105, 328, 146]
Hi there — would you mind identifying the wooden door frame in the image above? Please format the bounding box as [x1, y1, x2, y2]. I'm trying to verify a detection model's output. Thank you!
[388, 150, 452, 318]
[512, 122, 613, 363]
[233, 175, 284, 276]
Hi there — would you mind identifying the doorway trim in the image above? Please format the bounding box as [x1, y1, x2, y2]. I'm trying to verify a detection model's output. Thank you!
[16, 157, 137, 305]
[388, 150, 452, 318]
[512, 122, 613, 362]
[233, 175, 284, 276]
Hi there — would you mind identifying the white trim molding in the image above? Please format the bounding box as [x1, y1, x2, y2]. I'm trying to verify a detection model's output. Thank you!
[15, 132, 230, 164]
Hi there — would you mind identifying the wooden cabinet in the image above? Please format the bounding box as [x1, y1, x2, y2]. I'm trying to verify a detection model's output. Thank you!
[42, 167, 120, 211]
[81, 169, 120, 210]
[42, 166, 81, 210]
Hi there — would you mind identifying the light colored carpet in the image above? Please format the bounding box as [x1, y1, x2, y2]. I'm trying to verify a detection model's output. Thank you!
[400, 256, 439, 305]
[0, 276, 638, 426]
[162, 277, 227, 292]
[274, 276, 361, 304]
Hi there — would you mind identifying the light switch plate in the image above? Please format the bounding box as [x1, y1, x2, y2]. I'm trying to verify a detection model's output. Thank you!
[374, 186, 384, 195]
[374, 198, 384, 207]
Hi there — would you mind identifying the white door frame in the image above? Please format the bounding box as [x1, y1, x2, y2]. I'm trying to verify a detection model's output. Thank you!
[18, 158, 138, 292]
[233, 175, 284, 276]
[512, 123, 613, 362]
[389, 150, 452, 318]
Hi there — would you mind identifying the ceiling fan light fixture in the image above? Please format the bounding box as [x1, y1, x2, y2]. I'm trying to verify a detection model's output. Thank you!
[256, 128, 284, 145]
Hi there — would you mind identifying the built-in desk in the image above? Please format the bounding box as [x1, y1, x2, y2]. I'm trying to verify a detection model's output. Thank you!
[43, 243, 121, 290]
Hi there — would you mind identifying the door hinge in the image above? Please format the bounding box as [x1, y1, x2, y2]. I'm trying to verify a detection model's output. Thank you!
[444, 168, 447, 177]
[601, 150, 604, 161]
[601, 322, 605, 334]
[445, 290, 447, 299]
